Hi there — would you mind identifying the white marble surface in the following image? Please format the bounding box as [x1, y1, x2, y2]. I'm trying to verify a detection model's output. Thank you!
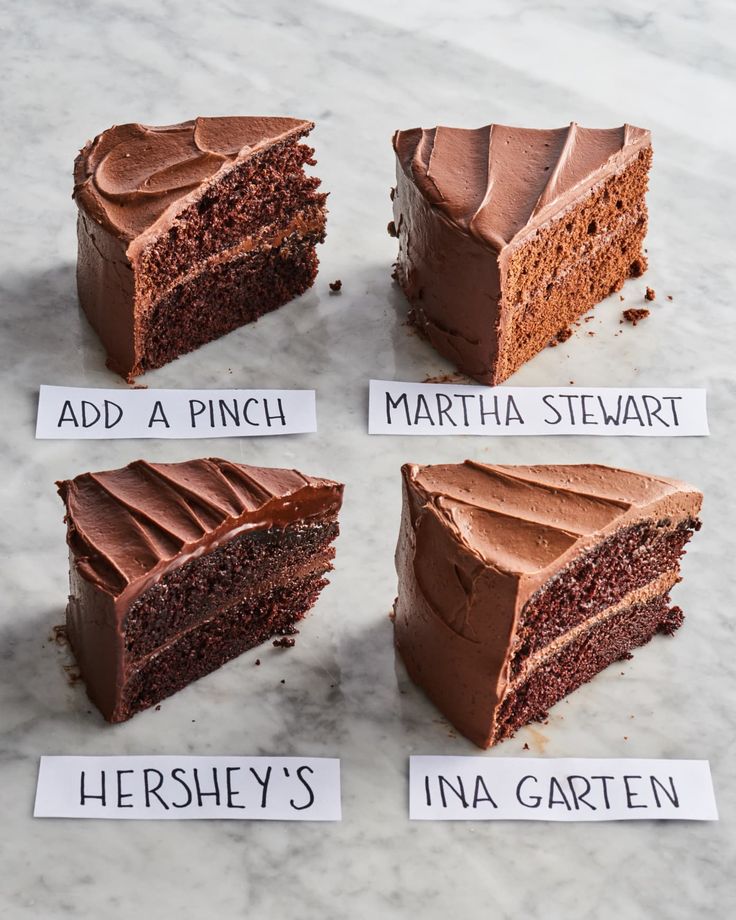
[1, 0, 735, 916]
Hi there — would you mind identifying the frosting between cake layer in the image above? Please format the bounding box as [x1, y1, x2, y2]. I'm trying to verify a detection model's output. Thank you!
[393, 122, 651, 252]
[508, 569, 678, 688]
[135, 208, 326, 313]
[126, 551, 333, 672]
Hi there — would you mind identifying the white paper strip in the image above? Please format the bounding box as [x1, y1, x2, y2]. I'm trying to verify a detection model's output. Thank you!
[36, 385, 317, 439]
[369, 380, 708, 436]
[409, 756, 717, 822]
[34, 756, 341, 821]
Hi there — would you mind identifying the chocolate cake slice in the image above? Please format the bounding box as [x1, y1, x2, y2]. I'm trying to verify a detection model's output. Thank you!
[58, 459, 343, 722]
[391, 123, 652, 383]
[73, 116, 327, 379]
[394, 461, 701, 748]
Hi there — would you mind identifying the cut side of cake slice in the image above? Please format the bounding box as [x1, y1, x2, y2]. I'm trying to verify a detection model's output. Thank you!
[58, 459, 343, 722]
[74, 116, 327, 379]
[391, 123, 652, 384]
[393, 461, 701, 749]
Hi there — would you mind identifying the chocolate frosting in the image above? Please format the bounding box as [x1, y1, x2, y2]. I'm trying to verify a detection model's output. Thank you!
[393, 123, 651, 251]
[402, 461, 699, 583]
[394, 461, 701, 748]
[74, 116, 312, 243]
[58, 458, 344, 600]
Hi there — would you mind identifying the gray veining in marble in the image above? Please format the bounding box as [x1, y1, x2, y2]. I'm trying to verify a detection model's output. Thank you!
[1, 0, 735, 917]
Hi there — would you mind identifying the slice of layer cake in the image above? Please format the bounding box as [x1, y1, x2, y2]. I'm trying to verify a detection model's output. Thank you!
[74, 116, 327, 379]
[58, 458, 343, 722]
[394, 461, 701, 748]
[391, 123, 652, 384]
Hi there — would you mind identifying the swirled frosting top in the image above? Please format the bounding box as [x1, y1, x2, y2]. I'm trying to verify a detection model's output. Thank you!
[73, 116, 312, 241]
[393, 123, 651, 251]
[403, 460, 700, 580]
[58, 458, 343, 597]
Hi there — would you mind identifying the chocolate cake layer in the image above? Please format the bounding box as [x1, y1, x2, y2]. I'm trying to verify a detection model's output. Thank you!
[122, 570, 328, 721]
[140, 227, 323, 373]
[393, 461, 701, 748]
[124, 519, 338, 660]
[510, 516, 696, 677]
[495, 591, 681, 743]
[391, 123, 652, 384]
[58, 459, 344, 722]
[73, 117, 327, 378]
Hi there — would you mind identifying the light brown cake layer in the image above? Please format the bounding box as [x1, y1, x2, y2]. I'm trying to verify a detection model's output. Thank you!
[495, 149, 651, 382]
[391, 124, 652, 385]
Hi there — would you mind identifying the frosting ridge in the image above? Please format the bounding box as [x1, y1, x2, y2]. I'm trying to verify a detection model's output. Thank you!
[393, 122, 651, 251]
[404, 461, 700, 577]
[74, 116, 312, 241]
[58, 458, 343, 596]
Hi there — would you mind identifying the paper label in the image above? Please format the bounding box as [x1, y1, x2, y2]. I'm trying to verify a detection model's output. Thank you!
[36, 386, 317, 439]
[369, 380, 709, 436]
[34, 756, 341, 821]
[409, 756, 717, 821]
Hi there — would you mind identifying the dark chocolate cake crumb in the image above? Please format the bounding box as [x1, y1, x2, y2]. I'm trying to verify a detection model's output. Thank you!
[155, 704, 161, 711]
[645, 287, 656, 301]
[549, 327, 573, 347]
[273, 636, 296, 648]
[280, 679, 286, 684]
[667, 294, 673, 301]
[619, 295, 625, 301]
[52, 624, 68, 646]
[387, 220, 398, 238]
[329, 279, 342, 293]
[255, 659, 261, 666]
[63, 665, 81, 685]
[659, 605, 684, 636]
[623, 308, 650, 325]
[523, 743, 529, 751]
